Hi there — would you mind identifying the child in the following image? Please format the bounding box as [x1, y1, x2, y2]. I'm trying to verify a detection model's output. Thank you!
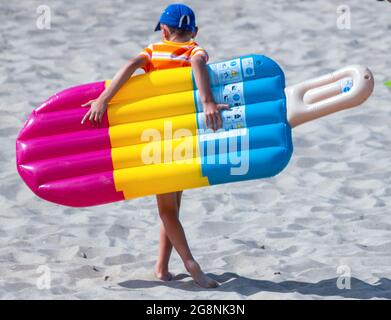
[82, 4, 228, 288]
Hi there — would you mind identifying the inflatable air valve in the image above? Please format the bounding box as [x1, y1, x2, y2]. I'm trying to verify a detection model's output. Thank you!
[16, 55, 374, 207]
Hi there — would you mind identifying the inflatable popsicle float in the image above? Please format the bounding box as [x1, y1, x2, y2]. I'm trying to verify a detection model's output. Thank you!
[16, 55, 374, 207]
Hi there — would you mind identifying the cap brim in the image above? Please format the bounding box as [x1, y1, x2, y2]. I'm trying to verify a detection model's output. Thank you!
[154, 22, 161, 32]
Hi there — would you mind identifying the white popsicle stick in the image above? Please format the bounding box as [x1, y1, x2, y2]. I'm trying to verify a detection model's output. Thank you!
[286, 65, 374, 128]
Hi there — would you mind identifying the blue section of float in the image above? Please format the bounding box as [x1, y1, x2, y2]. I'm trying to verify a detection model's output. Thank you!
[192, 54, 293, 186]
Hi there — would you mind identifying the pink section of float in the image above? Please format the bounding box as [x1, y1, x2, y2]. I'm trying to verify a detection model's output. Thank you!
[16, 81, 124, 207]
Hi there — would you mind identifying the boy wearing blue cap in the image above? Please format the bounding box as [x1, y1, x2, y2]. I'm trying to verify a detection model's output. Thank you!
[83, 3, 227, 288]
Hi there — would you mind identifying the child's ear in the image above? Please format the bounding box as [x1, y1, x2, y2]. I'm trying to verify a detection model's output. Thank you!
[161, 24, 170, 40]
[192, 26, 198, 39]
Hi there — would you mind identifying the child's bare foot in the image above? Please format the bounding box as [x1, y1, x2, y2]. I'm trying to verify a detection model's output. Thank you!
[185, 260, 218, 288]
[155, 264, 173, 281]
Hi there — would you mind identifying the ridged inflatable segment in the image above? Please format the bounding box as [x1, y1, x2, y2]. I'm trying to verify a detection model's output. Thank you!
[16, 55, 293, 207]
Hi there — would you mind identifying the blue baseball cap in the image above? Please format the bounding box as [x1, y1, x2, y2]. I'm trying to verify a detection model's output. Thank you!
[154, 4, 196, 32]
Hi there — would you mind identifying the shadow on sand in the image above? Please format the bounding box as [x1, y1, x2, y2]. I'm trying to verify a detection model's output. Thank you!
[118, 272, 391, 299]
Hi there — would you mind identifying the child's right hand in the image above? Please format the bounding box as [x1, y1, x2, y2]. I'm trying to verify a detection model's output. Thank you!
[80, 56, 146, 127]
[203, 101, 230, 131]
[81, 98, 108, 126]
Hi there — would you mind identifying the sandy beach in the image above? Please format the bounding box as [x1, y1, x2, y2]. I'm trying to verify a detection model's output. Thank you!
[1, 0, 391, 299]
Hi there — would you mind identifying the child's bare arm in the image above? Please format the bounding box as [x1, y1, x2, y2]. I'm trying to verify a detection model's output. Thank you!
[81, 55, 146, 125]
[191, 55, 229, 131]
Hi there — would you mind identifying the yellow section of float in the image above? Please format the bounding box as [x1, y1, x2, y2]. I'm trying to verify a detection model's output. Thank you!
[106, 67, 209, 198]
[111, 135, 200, 169]
[108, 113, 199, 147]
[107, 90, 196, 125]
[106, 67, 193, 104]
[113, 160, 209, 199]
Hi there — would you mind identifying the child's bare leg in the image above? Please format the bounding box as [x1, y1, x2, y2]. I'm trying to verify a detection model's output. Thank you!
[156, 192, 218, 288]
[155, 191, 182, 281]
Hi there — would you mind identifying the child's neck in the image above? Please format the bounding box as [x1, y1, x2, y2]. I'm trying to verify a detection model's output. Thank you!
[165, 35, 193, 43]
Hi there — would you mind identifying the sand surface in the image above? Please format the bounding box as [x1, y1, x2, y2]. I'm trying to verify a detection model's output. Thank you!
[1, 0, 391, 299]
